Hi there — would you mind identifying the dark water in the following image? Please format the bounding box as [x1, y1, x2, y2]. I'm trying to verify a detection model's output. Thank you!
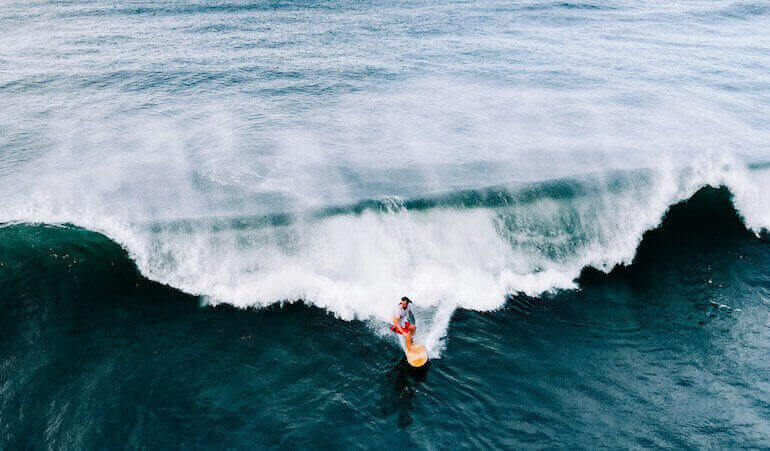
[2, 186, 769, 448]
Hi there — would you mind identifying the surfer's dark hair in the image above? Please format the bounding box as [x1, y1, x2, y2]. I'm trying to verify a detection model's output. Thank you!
[401, 296, 412, 304]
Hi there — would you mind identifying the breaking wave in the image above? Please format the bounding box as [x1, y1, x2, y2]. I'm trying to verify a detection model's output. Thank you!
[3, 162, 768, 356]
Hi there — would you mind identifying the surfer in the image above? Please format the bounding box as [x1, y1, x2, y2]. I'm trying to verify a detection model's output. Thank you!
[391, 296, 416, 352]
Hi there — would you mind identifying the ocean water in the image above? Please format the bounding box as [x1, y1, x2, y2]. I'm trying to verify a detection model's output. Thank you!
[1, 0, 769, 447]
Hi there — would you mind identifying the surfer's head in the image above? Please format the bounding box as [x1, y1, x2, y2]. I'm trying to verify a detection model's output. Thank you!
[399, 296, 412, 309]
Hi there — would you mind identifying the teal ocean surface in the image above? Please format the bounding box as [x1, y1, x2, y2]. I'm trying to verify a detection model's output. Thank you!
[1, 0, 769, 447]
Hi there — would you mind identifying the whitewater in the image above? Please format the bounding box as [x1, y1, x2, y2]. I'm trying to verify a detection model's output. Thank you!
[1, 0, 769, 354]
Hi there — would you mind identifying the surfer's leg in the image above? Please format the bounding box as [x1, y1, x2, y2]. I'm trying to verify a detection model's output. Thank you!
[406, 324, 417, 351]
[405, 333, 413, 352]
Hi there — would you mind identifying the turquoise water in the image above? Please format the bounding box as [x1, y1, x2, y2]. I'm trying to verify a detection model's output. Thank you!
[1, 0, 770, 447]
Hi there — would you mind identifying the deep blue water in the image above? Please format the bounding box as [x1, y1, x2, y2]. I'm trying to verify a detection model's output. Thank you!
[2, 0, 770, 448]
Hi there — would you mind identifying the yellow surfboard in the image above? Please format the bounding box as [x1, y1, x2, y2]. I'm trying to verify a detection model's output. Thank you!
[405, 343, 428, 367]
[397, 334, 428, 367]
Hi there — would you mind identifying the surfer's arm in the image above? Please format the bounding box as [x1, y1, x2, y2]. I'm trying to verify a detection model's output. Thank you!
[393, 316, 406, 334]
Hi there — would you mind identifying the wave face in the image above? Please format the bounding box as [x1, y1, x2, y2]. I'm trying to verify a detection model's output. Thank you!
[2, 0, 770, 352]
